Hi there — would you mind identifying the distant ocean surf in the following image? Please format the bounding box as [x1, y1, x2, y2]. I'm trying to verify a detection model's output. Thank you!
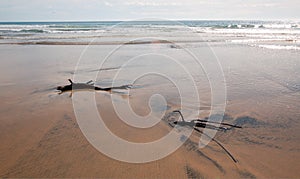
[0, 20, 299, 50]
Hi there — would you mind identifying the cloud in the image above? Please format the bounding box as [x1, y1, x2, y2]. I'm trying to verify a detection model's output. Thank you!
[123, 1, 183, 6]
[237, 2, 280, 8]
[104, 1, 113, 7]
[0, 0, 299, 21]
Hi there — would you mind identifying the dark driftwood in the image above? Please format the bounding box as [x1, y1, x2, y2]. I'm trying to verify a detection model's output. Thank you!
[172, 110, 242, 131]
[57, 79, 131, 94]
[170, 110, 241, 163]
[193, 127, 238, 163]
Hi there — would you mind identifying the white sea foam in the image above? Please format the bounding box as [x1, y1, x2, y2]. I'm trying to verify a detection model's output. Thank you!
[229, 39, 298, 43]
[199, 28, 300, 35]
[257, 44, 300, 50]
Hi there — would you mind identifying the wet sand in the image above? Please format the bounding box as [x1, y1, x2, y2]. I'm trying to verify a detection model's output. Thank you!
[0, 44, 299, 178]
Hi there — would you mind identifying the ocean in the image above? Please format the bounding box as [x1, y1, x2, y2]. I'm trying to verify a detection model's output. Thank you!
[0, 20, 300, 50]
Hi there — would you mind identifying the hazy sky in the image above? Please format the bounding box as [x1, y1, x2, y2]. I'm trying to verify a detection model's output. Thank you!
[0, 0, 299, 21]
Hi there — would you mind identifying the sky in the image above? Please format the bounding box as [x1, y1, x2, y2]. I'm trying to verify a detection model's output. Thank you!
[0, 0, 300, 21]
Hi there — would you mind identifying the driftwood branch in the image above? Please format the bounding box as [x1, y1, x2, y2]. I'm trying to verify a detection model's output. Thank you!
[57, 79, 132, 94]
[170, 110, 241, 163]
[172, 110, 242, 130]
[193, 127, 238, 163]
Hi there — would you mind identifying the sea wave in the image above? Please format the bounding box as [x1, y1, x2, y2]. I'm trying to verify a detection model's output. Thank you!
[1, 21, 299, 34]
[257, 44, 300, 50]
[197, 28, 300, 35]
[1, 21, 300, 50]
[229, 39, 298, 43]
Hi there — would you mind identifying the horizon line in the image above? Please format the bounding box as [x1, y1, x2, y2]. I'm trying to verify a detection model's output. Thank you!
[0, 18, 299, 23]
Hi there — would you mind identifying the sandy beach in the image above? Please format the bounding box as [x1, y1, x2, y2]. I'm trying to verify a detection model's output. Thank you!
[0, 21, 300, 178]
